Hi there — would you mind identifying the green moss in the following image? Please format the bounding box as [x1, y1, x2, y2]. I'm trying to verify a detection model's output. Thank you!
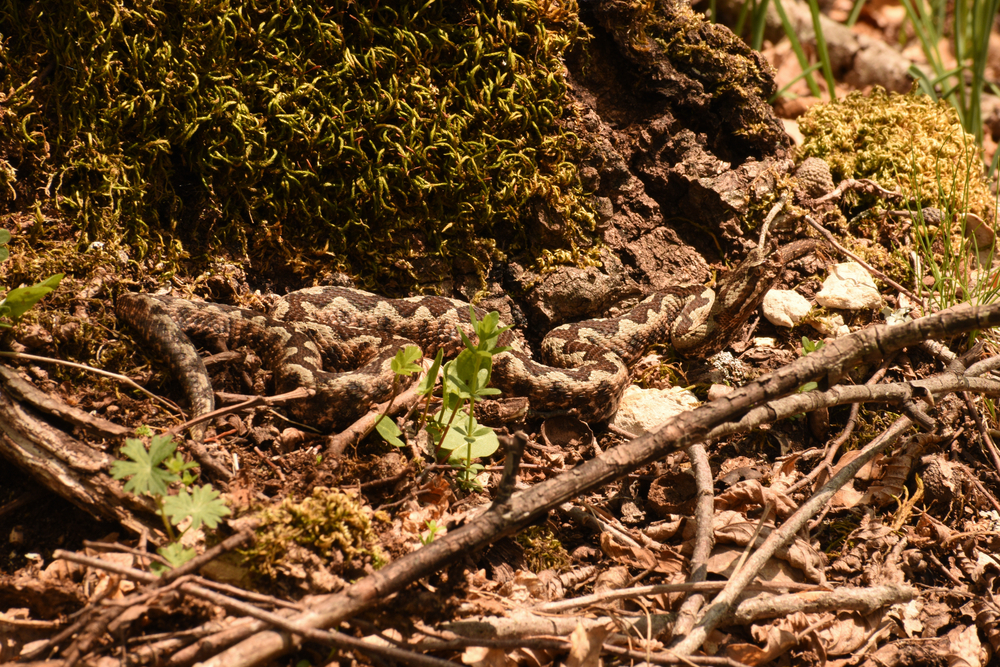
[849, 407, 904, 451]
[241, 487, 385, 580]
[840, 237, 913, 287]
[0, 0, 595, 291]
[516, 525, 570, 572]
[799, 89, 993, 221]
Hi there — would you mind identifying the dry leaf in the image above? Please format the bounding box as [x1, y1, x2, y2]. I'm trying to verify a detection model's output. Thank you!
[709, 511, 827, 583]
[462, 645, 511, 667]
[716, 480, 798, 517]
[830, 480, 865, 510]
[706, 544, 806, 585]
[889, 599, 924, 638]
[600, 532, 657, 570]
[566, 620, 612, 667]
[726, 624, 797, 665]
[946, 625, 983, 667]
[727, 610, 878, 664]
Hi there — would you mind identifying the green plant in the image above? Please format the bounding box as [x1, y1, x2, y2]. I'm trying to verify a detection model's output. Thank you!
[377, 308, 507, 491]
[803, 0, 837, 101]
[798, 335, 825, 393]
[800, 335, 825, 355]
[732, 0, 771, 51]
[0, 229, 63, 329]
[420, 520, 443, 545]
[910, 197, 1000, 313]
[111, 431, 230, 571]
[900, 0, 1000, 149]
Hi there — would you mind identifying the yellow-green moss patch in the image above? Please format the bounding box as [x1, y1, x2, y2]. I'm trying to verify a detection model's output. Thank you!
[0, 0, 595, 290]
[799, 89, 993, 221]
[241, 487, 385, 581]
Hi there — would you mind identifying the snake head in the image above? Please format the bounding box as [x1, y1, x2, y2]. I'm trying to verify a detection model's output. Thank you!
[674, 237, 799, 358]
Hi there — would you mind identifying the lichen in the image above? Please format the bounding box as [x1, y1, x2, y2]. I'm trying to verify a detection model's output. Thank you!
[798, 89, 994, 222]
[0, 0, 596, 291]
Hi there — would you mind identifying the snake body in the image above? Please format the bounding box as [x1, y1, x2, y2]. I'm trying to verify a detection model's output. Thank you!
[116, 240, 819, 429]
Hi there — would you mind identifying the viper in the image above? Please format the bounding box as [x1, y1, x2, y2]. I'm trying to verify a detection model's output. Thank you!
[116, 238, 820, 430]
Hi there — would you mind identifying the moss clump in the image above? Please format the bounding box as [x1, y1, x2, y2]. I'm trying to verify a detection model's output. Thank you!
[516, 525, 571, 572]
[241, 487, 385, 580]
[799, 89, 994, 221]
[0, 0, 594, 290]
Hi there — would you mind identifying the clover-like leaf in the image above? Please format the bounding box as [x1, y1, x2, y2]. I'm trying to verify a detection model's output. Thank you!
[162, 484, 230, 532]
[438, 412, 499, 460]
[110, 435, 180, 497]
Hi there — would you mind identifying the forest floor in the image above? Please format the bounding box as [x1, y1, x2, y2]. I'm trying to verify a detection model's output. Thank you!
[3, 3, 1000, 667]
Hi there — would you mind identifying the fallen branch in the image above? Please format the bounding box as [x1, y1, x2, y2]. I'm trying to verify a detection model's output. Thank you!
[0, 365, 131, 439]
[50, 549, 456, 667]
[669, 440, 714, 638]
[726, 584, 917, 624]
[535, 580, 827, 613]
[325, 370, 428, 457]
[708, 370, 1000, 440]
[0, 385, 159, 539]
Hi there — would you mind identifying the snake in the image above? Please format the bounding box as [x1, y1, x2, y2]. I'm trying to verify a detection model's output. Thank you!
[116, 239, 820, 430]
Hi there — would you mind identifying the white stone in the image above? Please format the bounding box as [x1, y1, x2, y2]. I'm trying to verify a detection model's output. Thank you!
[610, 385, 701, 437]
[706, 384, 733, 401]
[815, 262, 882, 310]
[761, 289, 812, 327]
[808, 312, 850, 337]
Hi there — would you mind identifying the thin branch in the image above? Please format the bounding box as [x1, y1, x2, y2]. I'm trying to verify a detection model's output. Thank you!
[167, 388, 313, 438]
[671, 441, 714, 638]
[707, 372, 1000, 440]
[803, 215, 925, 307]
[535, 581, 827, 613]
[0, 350, 185, 416]
[670, 416, 919, 654]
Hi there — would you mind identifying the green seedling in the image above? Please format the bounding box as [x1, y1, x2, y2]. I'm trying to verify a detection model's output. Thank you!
[420, 520, 443, 545]
[0, 229, 63, 329]
[111, 431, 230, 571]
[798, 336, 825, 393]
[377, 307, 509, 491]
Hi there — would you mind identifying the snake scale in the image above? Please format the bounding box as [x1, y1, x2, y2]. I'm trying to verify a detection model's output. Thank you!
[116, 239, 819, 429]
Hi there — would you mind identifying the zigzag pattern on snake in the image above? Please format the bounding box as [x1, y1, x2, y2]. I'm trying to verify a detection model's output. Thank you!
[116, 239, 819, 429]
